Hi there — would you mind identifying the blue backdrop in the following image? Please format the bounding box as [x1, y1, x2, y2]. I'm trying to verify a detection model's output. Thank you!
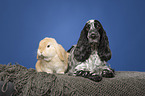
[0, 0, 145, 72]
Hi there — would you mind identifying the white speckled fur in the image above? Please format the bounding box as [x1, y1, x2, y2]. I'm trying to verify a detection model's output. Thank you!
[68, 45, 111, 75]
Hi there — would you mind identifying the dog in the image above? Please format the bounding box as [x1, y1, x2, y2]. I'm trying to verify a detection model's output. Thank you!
[68, 20, 115, 82]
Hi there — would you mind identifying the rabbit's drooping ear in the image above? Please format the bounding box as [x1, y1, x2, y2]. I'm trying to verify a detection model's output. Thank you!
[58, 44, 67, 61]
[53, 41, 65, 61]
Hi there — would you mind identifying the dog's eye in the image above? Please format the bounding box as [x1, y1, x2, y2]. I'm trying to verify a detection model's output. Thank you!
[94, 23, 101, 29]
[87, 25, 90, 28]
[47, 45, 50, 48]
[86, 24, 90, 30]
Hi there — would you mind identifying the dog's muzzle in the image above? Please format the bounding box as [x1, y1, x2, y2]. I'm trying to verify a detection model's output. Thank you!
[90, 33, 97, 39]
[88, 30, 100, 39]
[88, 30, 100, 44]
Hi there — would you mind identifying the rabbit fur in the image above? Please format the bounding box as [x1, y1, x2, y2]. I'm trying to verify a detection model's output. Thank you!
[35, 37, 69, 74]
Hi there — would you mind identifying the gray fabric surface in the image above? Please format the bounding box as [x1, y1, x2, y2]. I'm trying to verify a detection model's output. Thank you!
[0, 64, 145, 96]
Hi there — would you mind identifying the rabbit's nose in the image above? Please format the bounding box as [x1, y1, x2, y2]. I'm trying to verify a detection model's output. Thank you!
[40, 52, 44, 55]
[40, 53, 44, 57]
[38, 54, 45, 59]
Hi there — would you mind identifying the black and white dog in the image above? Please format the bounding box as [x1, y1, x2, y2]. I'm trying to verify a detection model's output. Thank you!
[68, 20, 115, 82]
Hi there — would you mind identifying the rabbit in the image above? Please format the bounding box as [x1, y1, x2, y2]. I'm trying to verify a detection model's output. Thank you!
[35, 37, 69, 74]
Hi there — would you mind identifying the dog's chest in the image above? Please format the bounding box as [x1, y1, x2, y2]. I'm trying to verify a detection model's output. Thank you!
[74, 50, 105, 72]
[86, 51, 102, 69]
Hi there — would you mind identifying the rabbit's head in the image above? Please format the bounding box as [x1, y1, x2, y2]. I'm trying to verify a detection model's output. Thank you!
[37, 37, 64, 61]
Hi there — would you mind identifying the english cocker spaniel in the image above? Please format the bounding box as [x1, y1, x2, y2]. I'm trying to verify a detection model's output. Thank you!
[68, 20, 115, 82]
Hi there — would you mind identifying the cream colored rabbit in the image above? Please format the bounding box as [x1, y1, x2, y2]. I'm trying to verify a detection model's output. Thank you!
[35, 37, 69, 74]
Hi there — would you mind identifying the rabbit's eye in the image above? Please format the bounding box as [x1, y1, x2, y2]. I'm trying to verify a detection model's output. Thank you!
[47, 45, 50, 48]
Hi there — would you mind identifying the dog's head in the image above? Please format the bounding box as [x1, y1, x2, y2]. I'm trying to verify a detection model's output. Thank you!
[74, 19, 112, 62]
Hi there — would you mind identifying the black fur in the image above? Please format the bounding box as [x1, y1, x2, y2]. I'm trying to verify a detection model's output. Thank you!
[74, 20, 112, 62]
[75, 70, 102, 82]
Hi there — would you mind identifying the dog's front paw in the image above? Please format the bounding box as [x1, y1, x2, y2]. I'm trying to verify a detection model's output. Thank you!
[88, 74, 102, 82]
[102, 69, 115, 78]
[75, 70, 90, 77]
[75, 71, 102, 82]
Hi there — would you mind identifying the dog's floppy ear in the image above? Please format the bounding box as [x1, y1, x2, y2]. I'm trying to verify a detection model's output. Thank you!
[74, 24, 92, 62]
[96, 20, 112, 61]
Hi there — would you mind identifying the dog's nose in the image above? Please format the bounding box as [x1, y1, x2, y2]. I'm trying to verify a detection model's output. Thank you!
[91, 34, 97, 39]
